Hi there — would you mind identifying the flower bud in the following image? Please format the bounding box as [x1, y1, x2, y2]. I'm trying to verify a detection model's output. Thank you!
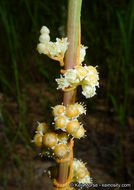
[55, 116, 68, 130]
[43, 132, 57, 148]
[54, 144, 69, 158]
[36, 122, 48, 134]
[66, 120, 80, 135]
[33, 133, 43, 147]
[52, 105, 65, 117]
[37, 43, 48, 54]
[73, 126, 85, 139]
[39, 34, 50, 43]
[40, 26, 50, 34]
[65, 105, 79, 119]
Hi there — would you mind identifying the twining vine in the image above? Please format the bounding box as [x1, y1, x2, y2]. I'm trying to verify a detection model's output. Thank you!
[33, 0, 99, 189]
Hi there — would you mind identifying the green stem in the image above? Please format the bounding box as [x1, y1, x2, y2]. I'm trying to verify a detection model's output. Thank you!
[65, 0, 82, 70]
[56, 0, 82, 186]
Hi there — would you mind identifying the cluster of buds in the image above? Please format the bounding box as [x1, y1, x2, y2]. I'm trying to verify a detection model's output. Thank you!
[52, 103, 86, 139]
[33, 123, 70, 159]
[35, 25, 97, 186]
[37, 26, 87, 66]
[56, 65, 99, 98]
[33, 102, 87, 158]
[72, 159, 92, 184]
[37, 26, 69, 66]
[36, 26, 99, 99]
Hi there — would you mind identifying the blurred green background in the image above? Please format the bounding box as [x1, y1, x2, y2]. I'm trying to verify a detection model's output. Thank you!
[0, 0, 134, 189]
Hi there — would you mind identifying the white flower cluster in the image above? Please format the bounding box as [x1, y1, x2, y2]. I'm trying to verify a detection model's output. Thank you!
[72, 159, 92, 184]
[52, 103, 86, 139]
[37, 26, 69, 59]
[37, 26, 88, 65]
[56, 65, 99, 98]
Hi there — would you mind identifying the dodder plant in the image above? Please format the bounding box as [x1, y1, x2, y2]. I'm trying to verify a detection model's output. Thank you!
[33, 0, 99, 189]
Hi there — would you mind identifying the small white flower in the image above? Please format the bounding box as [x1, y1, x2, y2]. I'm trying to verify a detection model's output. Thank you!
[56, 75, 70, 89]
[85, 65, 98, 75]
[56, 65, 99, 97]
[64, 69, 80, 85]
[83, 73, 99, 87]
[48, 42, 61, 57]
[56, 37, 69, 55]
[80, 45, 88, 63]
[40, 26, 50, 34]
[39, 33, 50, 43]
[37, 43, 49, 54]
[56, 69, 80, 90]
[38, 26, 69, 61]
[82, 85, 96, 98]
[76, 66, 88, 80]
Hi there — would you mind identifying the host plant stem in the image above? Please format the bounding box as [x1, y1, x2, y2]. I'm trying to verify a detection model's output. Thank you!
[57, 0, 82, 185]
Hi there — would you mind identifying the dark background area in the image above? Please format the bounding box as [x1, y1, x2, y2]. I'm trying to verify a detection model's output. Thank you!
[0, 0, 134, 189]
